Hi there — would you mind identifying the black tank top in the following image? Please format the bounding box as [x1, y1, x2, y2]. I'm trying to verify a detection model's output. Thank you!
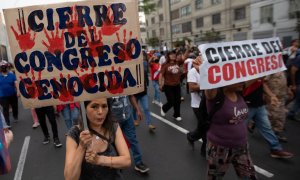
[67, 124, 123, 180]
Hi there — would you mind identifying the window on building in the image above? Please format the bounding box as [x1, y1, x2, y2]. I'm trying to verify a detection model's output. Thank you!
[172, 24, 181, 34]
[289, 0, 298, 19]
[171, 9, 180, 20]
[160, 28, 165, 36]
[152, 30, 157, 37]
[195, 0, 203, 9]
[212, 13, 221, 24]
[196, 17, 204, 28]
[171, 0, 180, 5]
[182, 21, 192, 33]
[151, 17, 155, 24]
[260, 5, 273, 24]
[159, 14, 164, 21]
[211, 0, 221, 5]
[140, 27, 146, 32]
[157, 0, 162, 7]
[234, 7, 246, 20]
[0, 45, 8, 61]
[181, 5, 191, 17]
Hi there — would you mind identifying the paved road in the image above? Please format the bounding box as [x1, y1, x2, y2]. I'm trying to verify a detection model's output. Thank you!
[2, 83, 300, 180]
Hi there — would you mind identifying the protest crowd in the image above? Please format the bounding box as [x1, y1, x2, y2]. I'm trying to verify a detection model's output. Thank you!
[0, 1, 299, 180]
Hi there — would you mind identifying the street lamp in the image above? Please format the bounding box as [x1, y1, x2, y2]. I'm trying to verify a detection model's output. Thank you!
[168, 0, 173, 50]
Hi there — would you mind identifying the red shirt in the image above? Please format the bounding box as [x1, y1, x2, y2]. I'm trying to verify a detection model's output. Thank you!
[150, 63, 160, 81]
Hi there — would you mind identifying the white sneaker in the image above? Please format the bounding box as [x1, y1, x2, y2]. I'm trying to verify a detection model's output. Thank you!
[175, 117, 182, 121]
[152, 100, 156, 104]
[160, 107, 166, 117]
[32, 122, 40, 128]
[154, 101, 163, 107]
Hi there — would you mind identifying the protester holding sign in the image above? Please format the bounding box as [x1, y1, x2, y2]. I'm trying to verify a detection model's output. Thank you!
[205, 82, 257, 179]
[64, 98, 131, 180]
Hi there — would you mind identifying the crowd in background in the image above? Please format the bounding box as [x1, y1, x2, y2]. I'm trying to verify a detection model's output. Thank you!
[0, 39, 299, 179]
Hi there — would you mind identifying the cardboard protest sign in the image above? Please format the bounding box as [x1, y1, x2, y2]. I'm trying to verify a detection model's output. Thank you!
[3, 0, 144, 108]
[198, 37, 286, 89]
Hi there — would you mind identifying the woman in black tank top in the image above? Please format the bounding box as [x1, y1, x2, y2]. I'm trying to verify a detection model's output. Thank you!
[64, 98, 131, 180]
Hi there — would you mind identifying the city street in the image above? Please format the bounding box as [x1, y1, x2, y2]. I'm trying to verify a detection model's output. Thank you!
[1, 83, 300, 180]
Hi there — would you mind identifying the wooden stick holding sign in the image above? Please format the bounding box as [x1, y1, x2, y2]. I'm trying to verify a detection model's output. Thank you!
[80, 102, 88, 130]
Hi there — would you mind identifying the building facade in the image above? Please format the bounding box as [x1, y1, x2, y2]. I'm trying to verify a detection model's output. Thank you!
[145, 0, 251, 49]
[0, 12, 9, 62]
[250, 0, 299, 48]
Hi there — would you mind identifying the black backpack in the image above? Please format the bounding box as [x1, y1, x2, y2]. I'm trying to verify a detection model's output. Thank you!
[197, 88, 226, 139]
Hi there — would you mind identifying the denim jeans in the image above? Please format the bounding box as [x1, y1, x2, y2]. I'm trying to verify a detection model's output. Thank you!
[152, 80, 160, 102]
[133, 94, 153, 125]
[288, 85, 300, 117]
[246, 106, 282, 150]
[119, 113, 142, 165]
[62, 106, 79, 130]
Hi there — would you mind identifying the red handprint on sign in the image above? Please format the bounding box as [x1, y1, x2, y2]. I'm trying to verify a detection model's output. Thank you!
[11, 19, 36, 51]
[86, 26, 103, 58]
[42, 22, 65, 53]
[104, 66, 124, 94]
[116, 29, 136, 61]
[101, 6, 123, 36]
[67, 6, 84, 37]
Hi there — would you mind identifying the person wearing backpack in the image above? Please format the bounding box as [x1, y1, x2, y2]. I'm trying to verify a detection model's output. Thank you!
[205, 83, 257, 179]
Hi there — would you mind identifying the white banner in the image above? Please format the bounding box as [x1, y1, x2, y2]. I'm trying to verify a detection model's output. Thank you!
[198, 37, 286, 89]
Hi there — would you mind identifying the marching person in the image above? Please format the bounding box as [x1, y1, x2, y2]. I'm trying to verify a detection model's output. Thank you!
[0, 61, 18, 127]
[35, 106, 62, 147]
[159, 50, 184, 121]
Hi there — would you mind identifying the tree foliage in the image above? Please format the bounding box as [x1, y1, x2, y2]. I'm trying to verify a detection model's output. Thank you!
[139, 0, 156, 15]
[147, 37, 160, 47]
[173, 37, 192, 47]
[201, 30, 222, 42]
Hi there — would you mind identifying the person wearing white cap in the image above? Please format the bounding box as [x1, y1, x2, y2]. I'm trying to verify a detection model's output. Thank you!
[0, 61, 18, 127]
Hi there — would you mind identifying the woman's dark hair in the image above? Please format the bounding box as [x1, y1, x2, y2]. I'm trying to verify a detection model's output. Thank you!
[82, 99, 115, 140]
[165, 50, 177, 63]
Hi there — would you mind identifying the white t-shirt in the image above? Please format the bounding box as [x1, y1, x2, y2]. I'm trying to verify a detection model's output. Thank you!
[159, 55, 166, 65]
[187, 68, 201, 108]
[184, 58, 193, 72]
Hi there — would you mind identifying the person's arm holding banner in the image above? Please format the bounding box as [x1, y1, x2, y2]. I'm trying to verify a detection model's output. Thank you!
[129, 95, 142, 121]
[188, 57, 201, 93]
[263, 81, 279, 106]
[64, 130, 92, 180]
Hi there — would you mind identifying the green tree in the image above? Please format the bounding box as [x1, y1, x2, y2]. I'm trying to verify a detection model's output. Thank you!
[139, 0, 156, 15]
[147, 37, 160, 47]
[173, 37, 192, 47]
[201, 30, 222, 42]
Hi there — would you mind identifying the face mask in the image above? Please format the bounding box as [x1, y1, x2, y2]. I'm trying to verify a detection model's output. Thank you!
[1, 66, 8, 72]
